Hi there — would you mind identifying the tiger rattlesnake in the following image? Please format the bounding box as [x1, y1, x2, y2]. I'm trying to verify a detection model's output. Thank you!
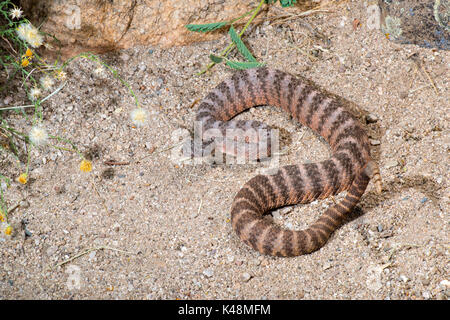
[194, 67, 382, 257]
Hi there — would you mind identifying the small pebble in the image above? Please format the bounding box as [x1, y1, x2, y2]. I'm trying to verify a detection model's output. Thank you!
[240, 272, 251, 282]
[260, 259, 269, 267]
[377, 224, 383, 232]
[439, 280, 450, 289]
[399, 91, 408, 99]
[46, 245, 58, 256]
[3, 96, 12, 105]
[370, 139, 381, 146]
[20, 200, 30, 208]
[323, 262, 332, 270]
[280, 207, 293, 215]
[420, 276, 430, 286]
[420, 197, 428, 204]
[203, 269, 213, 278]
[384, 159, 398, 169]
[272, 210, 281, 219]
[379, 230, 393, 238]
[365, 114, 378, 123]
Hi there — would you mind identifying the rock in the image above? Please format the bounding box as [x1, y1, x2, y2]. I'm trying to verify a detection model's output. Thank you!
[439, 279, 450, 289]
[365, 113, 379, 124]
[420, 276, 431, 286]
[240, 272, 252, 282]
[322, 262, 333, 270]
[384, 159, 398, 169]
[280, 207, 293, 215]
[20, 200, 30, 208]
[378, 0, 449, 50]
[366, 265, 384, 291]
[46, 245, 58, 256]
[203, 269, 213, 278]
[370, 139, 381, 146]
[21, 0, 257, 58]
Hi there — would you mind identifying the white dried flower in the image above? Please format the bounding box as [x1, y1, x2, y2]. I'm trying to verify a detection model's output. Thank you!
[9, 7, 23, 20]
[93, 66, 105, 77]
[29, 126, 49, 146]
[40, 75, 55, 91]
[29, 86, 42, 101]
[130, 108, 148, 127]
[16, 23, 44, 48]
[55, 70, 67, 81]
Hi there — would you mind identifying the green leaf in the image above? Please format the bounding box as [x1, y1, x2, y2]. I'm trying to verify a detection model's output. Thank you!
[209, 54, 223, 64]
[280, 0, 297, 7]
[228, 25, 257, 62]
[185, 21, 227, 33]
[225, 60, 265, 70]
[265, 0, 297, 7]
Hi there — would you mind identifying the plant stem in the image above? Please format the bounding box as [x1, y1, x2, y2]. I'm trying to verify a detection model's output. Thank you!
[197, 0, 266, 75]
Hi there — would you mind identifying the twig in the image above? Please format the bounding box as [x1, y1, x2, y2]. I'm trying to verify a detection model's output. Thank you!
[410, 83, 433, 94]
[0, 81, 67, 111]
[0, 35, 17, 55]
[103, 160, 130, 166]
[53, 245, 136, 269]
[197, 198, 203, 216]
[407, 53, 438, 94]
[91, 175, 109, 214]
[137, 142, 184, 162]
[7, 201, 22, 215]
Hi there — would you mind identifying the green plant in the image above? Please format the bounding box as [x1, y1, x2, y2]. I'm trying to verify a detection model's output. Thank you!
[0, 1, 143, 232]
[185, 0, 297, 74]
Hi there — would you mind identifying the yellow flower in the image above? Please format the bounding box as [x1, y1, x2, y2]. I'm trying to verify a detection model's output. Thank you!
[17, 173, 28, 184]
[5, 225, 12, 235]
[0, 211, 4, 222]
[21, 58, 29, 67]
[80, 159, 92, 172]
[25, 48, 33, 57]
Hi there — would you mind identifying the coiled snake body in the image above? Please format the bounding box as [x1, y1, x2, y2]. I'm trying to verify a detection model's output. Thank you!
[194, 67, 382, 257]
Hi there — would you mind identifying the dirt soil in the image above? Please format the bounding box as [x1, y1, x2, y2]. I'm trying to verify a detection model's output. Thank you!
[1, 1, 449, 299]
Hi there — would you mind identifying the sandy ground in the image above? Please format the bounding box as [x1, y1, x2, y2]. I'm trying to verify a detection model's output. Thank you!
[0, 1, 449, 299]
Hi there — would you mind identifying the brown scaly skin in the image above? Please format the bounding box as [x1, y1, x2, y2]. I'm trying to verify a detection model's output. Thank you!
[195, 67, 382, 257]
